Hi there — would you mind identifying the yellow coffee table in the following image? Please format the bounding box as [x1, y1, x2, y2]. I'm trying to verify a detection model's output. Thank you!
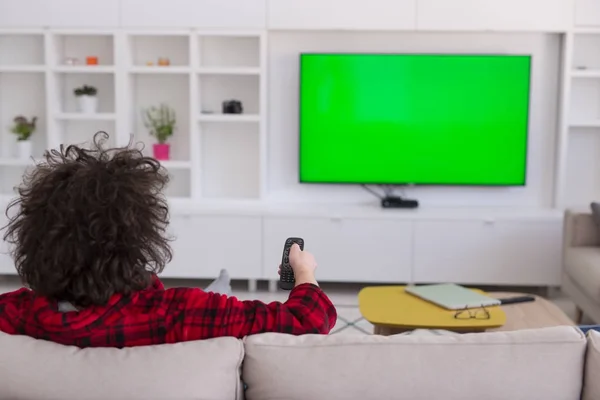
[358, 286, 507, 334]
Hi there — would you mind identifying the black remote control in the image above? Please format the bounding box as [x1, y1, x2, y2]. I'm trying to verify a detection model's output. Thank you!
[279, 237, 304, 290]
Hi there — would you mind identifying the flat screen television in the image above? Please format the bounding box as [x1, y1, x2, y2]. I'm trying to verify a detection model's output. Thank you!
[299, 54, 531, 186]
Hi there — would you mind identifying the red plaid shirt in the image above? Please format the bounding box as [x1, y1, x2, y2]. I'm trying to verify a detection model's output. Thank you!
[0, 278, 337, 347]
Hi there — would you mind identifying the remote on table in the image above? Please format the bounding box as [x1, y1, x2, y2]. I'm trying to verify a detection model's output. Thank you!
[279, 237, 304, 290]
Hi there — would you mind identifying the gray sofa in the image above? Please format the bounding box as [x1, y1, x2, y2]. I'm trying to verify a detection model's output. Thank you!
[563, 210, 600, 323]
[0, 326, 598, 400]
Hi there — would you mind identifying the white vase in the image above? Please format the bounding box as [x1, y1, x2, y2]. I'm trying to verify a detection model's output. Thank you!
[77, 95, 98, 113]
[16, 140, 32, 160]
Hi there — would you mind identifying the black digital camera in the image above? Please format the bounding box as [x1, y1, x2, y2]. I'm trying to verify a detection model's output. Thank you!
[222, 100, 243, 114]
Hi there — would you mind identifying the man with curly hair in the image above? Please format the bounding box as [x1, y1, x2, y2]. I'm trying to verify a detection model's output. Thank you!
[0, 133, 337, 348]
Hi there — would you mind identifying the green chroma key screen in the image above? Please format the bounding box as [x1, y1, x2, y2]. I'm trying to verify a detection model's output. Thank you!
[299, 54, 531, 185]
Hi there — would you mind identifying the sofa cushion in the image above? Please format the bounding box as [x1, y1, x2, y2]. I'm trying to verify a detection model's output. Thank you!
[583, 330, 600, 400]
[0, 331, 244, 400]
[565, 247, 600, 302]
[243, 326, 585, 400]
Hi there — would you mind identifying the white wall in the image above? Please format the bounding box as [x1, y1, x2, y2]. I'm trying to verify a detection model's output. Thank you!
[267, 32, 561, 207]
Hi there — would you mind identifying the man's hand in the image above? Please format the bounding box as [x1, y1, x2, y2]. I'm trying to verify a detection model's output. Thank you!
[278, 243, 319, 287]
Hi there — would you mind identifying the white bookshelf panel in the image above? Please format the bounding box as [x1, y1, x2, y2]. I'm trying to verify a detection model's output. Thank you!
[572, 34, 600, 71]
[53, 34, 114, 67]
[130, 74, 191, 162]
[198, 35, 259, 68]
[128, 35, 190, 67]
[565, 128, 600, 207]
[0, 34, 44, 66]
[570, 78, 600, 124]
[54, 72, 115, 114]
[58, 120, 117, 150]
[199, 74, 259, 115]
[0, 72, 46, 159]
[164, 169, 191, 198]
[201, 122, 259, 199]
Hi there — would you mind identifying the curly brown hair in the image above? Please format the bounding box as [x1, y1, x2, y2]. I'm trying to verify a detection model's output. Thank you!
[3, 132, 173, 307]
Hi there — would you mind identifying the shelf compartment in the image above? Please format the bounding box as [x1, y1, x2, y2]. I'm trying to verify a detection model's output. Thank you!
[573, 34, 600, 71]
[198, 35, 260, 68]
[164, 169, 192, 198]
[53, 34, 114, 67]
[55, 113, 116, 121]
[130, 74, 191, 162]
[0, 34, 44, 66]
[54, 72, 115, 114]
[570, 78, 600, 123]
[198, 114, 260, 123]
[201, 122, 259, 199]
[128, 34, 190, 67]
[0, 165, 31, 197]
[57, 120, 117, 150]
[199, 74, 259, 115]
[565, 128, 600, 207]
[0, 72, 47, 159]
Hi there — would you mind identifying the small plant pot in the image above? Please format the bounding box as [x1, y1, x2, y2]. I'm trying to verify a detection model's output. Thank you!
[77, 95, 98, 113]
[16, 140, 32, 160]
[153, 143, 170, 160]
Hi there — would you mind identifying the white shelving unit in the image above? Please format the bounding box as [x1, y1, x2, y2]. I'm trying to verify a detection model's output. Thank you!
[0, 29, 266, 202]
[557, 29, 600, 208]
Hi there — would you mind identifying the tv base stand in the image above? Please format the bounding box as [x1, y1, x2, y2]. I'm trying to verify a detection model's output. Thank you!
[381, 196, 419, 209]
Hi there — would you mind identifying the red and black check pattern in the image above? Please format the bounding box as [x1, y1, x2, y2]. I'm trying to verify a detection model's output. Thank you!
[0, 278, 337, 347]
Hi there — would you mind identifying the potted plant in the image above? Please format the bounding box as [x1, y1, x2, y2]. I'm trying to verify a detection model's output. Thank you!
[10, 116, 37, 159]
[142, 104, 176, 160]
[74, 85, 98, 113]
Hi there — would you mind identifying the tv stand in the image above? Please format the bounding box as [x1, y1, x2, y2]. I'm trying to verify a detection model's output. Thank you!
[381, 195, 419, 209]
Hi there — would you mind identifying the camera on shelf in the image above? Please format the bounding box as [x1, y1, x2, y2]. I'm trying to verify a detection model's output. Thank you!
[222, 100, 243, 114]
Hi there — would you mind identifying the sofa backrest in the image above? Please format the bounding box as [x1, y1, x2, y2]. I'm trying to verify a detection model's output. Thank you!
[0, 331, 244, 400]
[583, 330, 600, 400]
[243, 326, 586, 400]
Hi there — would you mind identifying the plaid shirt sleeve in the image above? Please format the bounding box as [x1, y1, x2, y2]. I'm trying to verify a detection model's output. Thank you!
[179, 283, 337, 340]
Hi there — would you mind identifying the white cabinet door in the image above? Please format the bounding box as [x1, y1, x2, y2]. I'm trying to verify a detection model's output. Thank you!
[163, 215, 262, 279]
[414, 220, 501, 283]
[414, 218, 562, 285]
[576, 0, 600, 26]
[417, 0, 573, 31]
[267, 0, 417, 30]
[496, 220, 562, 285]
[120, 0, 267, 29]
[0, 0, 120, 28]
[263, 217, 412, 282]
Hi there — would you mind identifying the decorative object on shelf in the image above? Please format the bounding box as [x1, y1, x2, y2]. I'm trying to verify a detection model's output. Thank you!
[146, 61, 154, 66]
[143, 104, 176, 161]
[157, 57, 170, 66]
[10, 116, 37, 160]
[86, 56, 98, 65]
[74, 85, 98, 114]
[222, 100, 243, 114]
[65, 57, 79, 65]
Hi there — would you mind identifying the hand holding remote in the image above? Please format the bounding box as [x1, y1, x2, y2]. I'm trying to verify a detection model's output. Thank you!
[288, 244, 318, 287]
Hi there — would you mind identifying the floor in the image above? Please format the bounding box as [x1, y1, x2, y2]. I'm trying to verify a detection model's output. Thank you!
[0, 276, 584, 336]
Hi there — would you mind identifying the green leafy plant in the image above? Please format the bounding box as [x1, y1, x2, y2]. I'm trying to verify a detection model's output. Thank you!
[73, 85, 97, 96]
[11, 116, 37, 141]
[142, 104, 176, 144]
